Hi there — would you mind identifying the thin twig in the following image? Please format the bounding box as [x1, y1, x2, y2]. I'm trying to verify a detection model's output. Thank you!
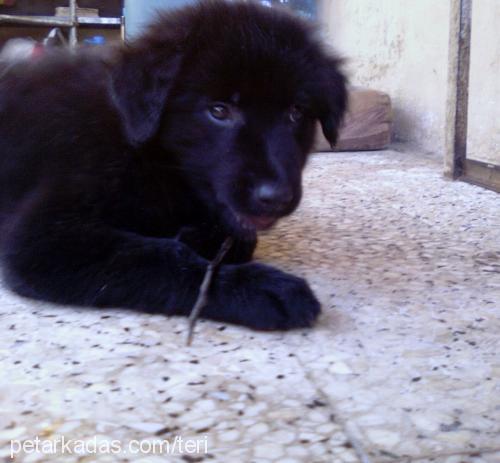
[186, 237, 234, 346]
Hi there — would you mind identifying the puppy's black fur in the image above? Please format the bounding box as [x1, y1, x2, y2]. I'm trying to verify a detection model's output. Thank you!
[0, 0, 346, 330]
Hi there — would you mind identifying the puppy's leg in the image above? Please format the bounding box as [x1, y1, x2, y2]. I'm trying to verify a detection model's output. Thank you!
[2, 213, 204, 314]
[2, 199, 319, 330]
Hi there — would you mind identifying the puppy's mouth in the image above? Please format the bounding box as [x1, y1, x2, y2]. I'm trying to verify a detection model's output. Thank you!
[235, 213, 278, 231]
[219, 199, 281, 236]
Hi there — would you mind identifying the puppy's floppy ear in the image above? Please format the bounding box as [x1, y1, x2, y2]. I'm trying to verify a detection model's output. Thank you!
[110, 49, 182, 146]
[315, 57, 348, 149]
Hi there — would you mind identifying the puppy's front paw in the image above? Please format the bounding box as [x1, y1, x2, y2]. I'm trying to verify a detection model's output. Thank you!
[212, 263, 321, 330]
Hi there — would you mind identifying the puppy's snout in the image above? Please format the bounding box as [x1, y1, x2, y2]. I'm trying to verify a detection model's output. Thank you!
[253, 182, 293, 212]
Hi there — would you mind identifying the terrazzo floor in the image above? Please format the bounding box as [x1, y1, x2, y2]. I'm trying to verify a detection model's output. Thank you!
[0, 146, 499, 463]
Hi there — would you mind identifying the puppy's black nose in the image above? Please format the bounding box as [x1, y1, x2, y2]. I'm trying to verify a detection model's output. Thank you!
[254, 183, 293, 211]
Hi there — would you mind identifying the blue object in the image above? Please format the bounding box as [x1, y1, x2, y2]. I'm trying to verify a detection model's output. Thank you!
[260, 0, 317, 19]
[83, 36, 106, 46]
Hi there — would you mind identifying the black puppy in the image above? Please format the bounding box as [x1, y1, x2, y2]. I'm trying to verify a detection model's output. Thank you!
[0, 0, 346, 330]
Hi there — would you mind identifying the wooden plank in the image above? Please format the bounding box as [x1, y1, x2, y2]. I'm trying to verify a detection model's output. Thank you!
[315, 88, 392, 152]
[453, 0, 472, 178]
[462, 160, 500, 193]
[444, 0, 472, 179]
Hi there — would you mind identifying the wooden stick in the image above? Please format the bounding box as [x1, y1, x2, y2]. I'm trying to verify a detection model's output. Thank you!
[186, 237, 234, 346]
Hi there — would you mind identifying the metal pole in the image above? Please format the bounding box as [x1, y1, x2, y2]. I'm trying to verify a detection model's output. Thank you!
[69, 0, 78, 47]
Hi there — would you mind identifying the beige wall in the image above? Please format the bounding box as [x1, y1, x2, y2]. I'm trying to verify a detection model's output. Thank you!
[320, 0, 452, 154]
[466, 0, 500, 165]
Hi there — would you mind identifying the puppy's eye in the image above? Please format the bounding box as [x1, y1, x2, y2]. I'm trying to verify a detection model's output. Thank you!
[209, 103, 231, 121]
[288, 105, 303, 123]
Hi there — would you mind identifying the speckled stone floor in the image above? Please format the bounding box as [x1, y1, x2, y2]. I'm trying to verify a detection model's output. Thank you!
[0, 146, 499, 463]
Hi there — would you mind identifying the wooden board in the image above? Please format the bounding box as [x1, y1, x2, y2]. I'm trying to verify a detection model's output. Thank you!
[315, 87, 393, 152]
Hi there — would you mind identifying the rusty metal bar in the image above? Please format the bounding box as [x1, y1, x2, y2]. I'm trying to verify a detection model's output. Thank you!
[0, 15, 72, 27]
[0, 14, 121, 27]
[74, 16, 121, 25]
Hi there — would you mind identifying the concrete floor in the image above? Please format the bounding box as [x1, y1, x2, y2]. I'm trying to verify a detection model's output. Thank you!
[0, 146, 499, 462]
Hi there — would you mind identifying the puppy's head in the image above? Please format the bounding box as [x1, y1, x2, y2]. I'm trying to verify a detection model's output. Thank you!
[112, 0, 347, 237]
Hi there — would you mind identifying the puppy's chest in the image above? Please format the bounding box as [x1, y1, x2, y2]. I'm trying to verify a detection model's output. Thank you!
[109, 181, 212, 239]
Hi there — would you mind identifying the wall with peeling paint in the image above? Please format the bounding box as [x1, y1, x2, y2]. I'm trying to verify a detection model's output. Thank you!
[320, 0, 452, 154]
[466, 0, 500, 165]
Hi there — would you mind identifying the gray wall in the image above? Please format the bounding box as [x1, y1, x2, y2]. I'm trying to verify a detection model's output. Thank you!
[466, 0, 500, 165]
[320, 0, 451, 155]
[321, 0, 499, 162]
